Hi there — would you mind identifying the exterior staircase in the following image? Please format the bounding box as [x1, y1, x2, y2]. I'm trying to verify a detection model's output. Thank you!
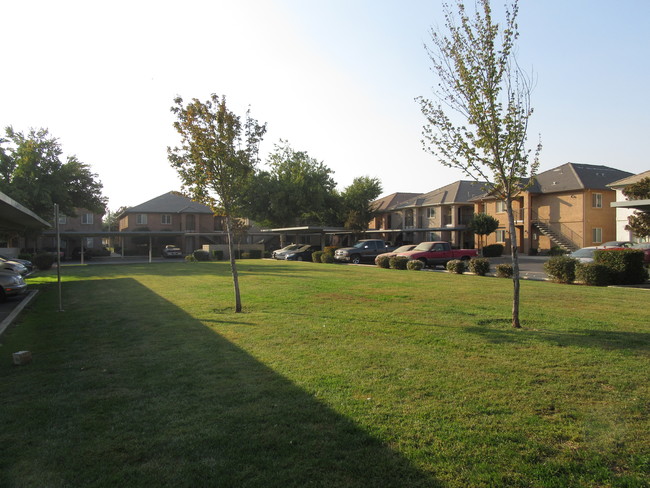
[532, 220, 580, 252]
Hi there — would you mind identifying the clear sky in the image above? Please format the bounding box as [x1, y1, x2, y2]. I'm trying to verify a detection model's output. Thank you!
[2, 0, 649, 211]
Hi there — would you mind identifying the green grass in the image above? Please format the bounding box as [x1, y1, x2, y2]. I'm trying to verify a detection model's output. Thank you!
[1, 260, 648, 487]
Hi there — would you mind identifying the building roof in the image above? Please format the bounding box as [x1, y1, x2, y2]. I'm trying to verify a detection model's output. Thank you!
[372, 192, 421, 212]
[607, 169, 650, 189]
[395, 180, 486, 209]
[531, 163, 633, 193]
[123, 192, 214, 215]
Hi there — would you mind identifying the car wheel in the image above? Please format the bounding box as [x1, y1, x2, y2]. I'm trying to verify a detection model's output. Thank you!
[351, 254, 361, 265]
[419, 258, 427, 268]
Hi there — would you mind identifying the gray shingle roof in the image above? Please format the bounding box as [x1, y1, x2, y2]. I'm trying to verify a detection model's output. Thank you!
[125, 192, 214, 214]
[395, 180, 486, 209]
[607, 169, 650, 188]
[534, 163, 633, 192]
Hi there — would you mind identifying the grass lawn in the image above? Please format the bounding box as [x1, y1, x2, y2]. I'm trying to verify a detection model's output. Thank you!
[0, 260, 648, 487]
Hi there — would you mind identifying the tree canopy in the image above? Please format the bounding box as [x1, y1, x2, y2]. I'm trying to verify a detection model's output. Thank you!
[340, 176, 383, 236]
[0, 126, 106, 219]
[468, 212, 500, 250]
[623, 177, 650, 239]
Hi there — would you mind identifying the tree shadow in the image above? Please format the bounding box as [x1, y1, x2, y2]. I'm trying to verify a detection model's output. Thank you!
[0, 278, 439, 487]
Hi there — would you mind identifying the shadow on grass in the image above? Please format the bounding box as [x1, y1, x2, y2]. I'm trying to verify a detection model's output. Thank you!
[0, 278, 438, 488]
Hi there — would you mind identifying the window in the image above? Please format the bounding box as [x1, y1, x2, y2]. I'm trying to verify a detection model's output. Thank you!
[136, 214, 148, 225]
[58, 215, 67, 224]
[81, 213, 93, 225]
[161, 214, 172, 225]
[85, 237, 94, 249]
[496, 229, 507, 242]
[496, 201, 507, 213]
[426, 208, 435, 218]
[592, 227, 602, 244]
[428, 232, 440, 241]
[592, 193, 603, 208]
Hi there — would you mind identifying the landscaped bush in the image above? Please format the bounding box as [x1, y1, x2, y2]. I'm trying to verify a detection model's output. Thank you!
[33, 253, 54, 270]
[18, 253, 33, 261]
[468, 258, 490, 276]
[495, 263, 513, 278]
[323, 246, 338, 256]
[446, 259, 465, 274]
[406, 259, 424, 271]
[389, 256, 409, 270]
[548, 246, 568, 256]
[241, 250, 262, 259]
[312, 251, 325, 263]
[375, 255, 391, 268]
[576, 262, 612, 286]
[184, 254, 196, 262]
[211, 250, 224, 260]
[544, 255, 578, 284]
[594, 249, 648, 285]
[321, 253, 335, 264]
[192, 250, 211, 261]
[482, 244, 504, 257]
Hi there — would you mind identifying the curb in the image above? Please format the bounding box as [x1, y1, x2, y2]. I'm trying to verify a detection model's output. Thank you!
[0, 290, 39, 339]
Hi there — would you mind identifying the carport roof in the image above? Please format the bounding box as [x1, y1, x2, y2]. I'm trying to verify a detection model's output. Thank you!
[0, 191, 51, 231]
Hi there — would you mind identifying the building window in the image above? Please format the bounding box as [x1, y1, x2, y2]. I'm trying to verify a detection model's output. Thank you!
[58, 215, 67, 225]
[161, 214, 172, 225]
[592, 193, 603, 208]
[592, 227, 603, 243]
[426, 208, 435, 218]
[136, 214, 148, 225]
[85, 237, 94, 249]
[496, 201, 507, 213]
[496, 229, 507, 242]
[428, 232, 440, 241]
[81, 213, 93, 224]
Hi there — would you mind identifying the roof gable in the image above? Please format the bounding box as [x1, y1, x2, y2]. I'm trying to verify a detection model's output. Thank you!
[372, 192, 421, 212]
[125, 192, 214, 214]
[607, 169, 650, 188]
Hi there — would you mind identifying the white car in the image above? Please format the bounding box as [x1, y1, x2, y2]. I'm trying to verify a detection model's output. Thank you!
[0, 257, 28, 276]
[569, 246, 598, 263]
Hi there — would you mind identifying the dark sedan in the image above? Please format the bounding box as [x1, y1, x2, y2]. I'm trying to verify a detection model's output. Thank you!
[285, 245, 321, 261]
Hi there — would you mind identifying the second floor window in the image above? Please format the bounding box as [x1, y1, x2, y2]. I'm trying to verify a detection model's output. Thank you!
[592, 193, 603, 208]
[426, 208, 435, 218]
[496, 201, 507, 213]
[81, 213, 93, 224]
[136, 214, 147, 225]
[161, 214, 172, 225]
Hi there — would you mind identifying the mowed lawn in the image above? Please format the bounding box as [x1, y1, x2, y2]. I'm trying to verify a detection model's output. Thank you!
[0, 260, 648, 487]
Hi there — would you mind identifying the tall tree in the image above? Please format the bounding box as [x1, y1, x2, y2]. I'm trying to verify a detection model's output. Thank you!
[242, 140, 339, 227]
[417, 0, 540, 328]
[340, 176, 383, 238]
[623, 177, 650, 239]
[0, 126, 106, 219]
[168, 94, 266, 313]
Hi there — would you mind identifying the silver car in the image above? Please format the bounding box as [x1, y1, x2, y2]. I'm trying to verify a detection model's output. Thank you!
[0, 270, 28, 303]
[0, 258, 28, 276]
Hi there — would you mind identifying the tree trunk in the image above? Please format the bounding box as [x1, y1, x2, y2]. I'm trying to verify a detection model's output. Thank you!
[225, 215, 243, 313]
[505, 200, 522, 328]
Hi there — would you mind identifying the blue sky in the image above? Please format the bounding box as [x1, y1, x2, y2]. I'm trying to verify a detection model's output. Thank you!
[2, 0, 649, 210]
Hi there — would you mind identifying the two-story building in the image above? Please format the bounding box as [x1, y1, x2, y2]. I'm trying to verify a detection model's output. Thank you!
[607, 170, 650, 242]
[40, 207, 106, 258]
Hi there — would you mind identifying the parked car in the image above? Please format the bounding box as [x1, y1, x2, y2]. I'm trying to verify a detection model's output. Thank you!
[374, 245, 416, 264]
[0, 254, 33, 273]
[272, 244, 302, 260]
[0, 257, 28, 276]
[0, 269, 28, 303]
[285, 245, 321, 261]
[569, 246, 598, 263]
[598, 241, 634, 249]
[397, 241, 478, 268]
[334, 239, 395, 264]
[631, 242, 650, 265]
[162, 245, 183, 258]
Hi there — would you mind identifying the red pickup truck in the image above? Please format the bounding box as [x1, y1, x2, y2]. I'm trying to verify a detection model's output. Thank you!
[397, 241, 478, 268]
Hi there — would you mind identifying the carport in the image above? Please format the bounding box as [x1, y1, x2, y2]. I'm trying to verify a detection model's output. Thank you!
[0, 191, 51, 233]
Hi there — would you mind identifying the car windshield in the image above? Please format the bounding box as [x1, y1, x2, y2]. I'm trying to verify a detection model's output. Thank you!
[632, 243, 650, 249]
[352, 241, 371, 249]
[296, 245, 311, 251]
[572, 248, 595, 257]
[413, 242, 433, 251]
[394, 245, 414, 253]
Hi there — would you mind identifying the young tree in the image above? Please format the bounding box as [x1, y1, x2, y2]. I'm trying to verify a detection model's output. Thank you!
[0, 126, 106, 219]
[168, 94, 266, 313]
[417, 0, 541, 328]
[623, 177, 650, 239]
[340, 176, 383, 238]
[468, 212, 499, 252]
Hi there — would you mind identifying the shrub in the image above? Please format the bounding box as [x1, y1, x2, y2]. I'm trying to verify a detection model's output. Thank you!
[576, 262, 612, 286]
[192, 250, 211, 261]
[482, 244, 504, 257]
[211, 250, 224, 260]
[468, 258, 490, 276]
[446, 259, 465, 274]
[407, 259, 424, 271]
[548, 246, 568, 256]
[375, 255, 391, 268]
[321, 253, 335, 264]
[544, 256, 578, 284]
[33, 253, 54, 270]
[495, 263, 513, 278]
[184, 254, 196, 262]
[312, 251, 325, 263]
[323, 246, 338, 256]
[389, 256, 409, 270]
[18, 253, 33, 261]
[594, 249, 647, 285]
[242, 250, 262, 259]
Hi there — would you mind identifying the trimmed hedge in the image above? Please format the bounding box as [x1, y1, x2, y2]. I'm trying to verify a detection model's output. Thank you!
[212, 250, 224, 260]
[495, 263, 513, 278]
[312, 251, 325, 263]
[33, 253, 55, 270]
[407, 259, 424, 271]
[375, 255, 391, 269]
[544, 256, 578, 284]
[389, 256, 409, 270]
[321, 253, 335, 264]
[468, 258, 490, 276]
[192, 250, 211, 261]
[323, 246, 338, 256]
[594, 249, 647, 285]
[482, 244, 504, 257]
[446, 259, 464, 274]
[241, 250, 262, 259]
[576, 262, 611, 286]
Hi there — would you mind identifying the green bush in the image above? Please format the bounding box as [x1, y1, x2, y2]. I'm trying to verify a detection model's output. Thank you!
[407, 259, 424, 271]
[446, 259, 465, 274]
[576, 262, 612, 286]
[192, 250, 211, 261]
[312, 251, 325, 263]
[211, 250, 224, 260]
[241, 250, 262, 259]
[375, 255, 391, 268]
[321, 253, 335, 264]
[548, 246, 568, 256]
[18, 253, 33, 261]
[495, 263, 513, 278]
[482, 244, 504, 257]
[468, 258, 490, 276]
[544, 256, 578, 284]
[389, 256, 409, 270]
[33, 253, 54, 270]
[323, 246, 338, 256]
[184, 254, 196, 262]
[594, 249, 647, 285]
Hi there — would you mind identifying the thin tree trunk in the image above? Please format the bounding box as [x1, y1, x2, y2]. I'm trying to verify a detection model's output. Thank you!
[225, 215, 242, 313]
[506, 200, 522, 328]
